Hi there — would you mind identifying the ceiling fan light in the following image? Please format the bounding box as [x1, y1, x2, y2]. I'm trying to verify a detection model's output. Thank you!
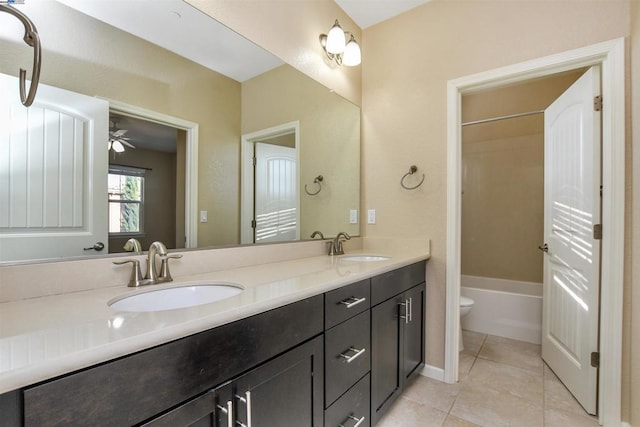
[111, 140, 125, 153]
[342, 35, 361, 66]
[325, 20, 345, 54]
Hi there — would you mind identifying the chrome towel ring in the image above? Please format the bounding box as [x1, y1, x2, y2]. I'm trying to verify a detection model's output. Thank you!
[305, 175, 324, 196]
[400, 165, 425, 190]
[0, 3, 41, 107]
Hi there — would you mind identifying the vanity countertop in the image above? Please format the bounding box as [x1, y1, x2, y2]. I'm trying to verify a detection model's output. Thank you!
[0, 245, 429, 394]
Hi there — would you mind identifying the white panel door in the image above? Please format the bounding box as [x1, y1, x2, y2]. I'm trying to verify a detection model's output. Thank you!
[542, 66, 601, 414]
[254, 142, 298, 243]
[0, 73, 109, 261]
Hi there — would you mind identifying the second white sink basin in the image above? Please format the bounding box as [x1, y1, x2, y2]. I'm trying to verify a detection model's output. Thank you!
[108, 282, 243, 312]
[339, 255, 390, 262]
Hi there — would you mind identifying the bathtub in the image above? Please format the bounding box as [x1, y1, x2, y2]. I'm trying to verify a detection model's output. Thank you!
[461, 275, 542, 344]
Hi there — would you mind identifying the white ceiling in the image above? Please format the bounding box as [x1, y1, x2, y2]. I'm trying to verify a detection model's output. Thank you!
[335, 0, 431, 29]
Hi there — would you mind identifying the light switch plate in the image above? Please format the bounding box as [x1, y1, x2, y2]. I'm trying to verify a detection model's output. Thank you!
[200, 210, 208, 223]
[349, 209, 358, 224]
[367, 209, 376, 224]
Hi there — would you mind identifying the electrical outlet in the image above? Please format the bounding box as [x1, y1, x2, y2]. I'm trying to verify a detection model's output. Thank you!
[200, 210, 208, 223]
[349, 209, 358, 224]
[367, 209, 376, 224]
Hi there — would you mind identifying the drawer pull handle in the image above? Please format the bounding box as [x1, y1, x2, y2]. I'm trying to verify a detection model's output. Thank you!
[398, 301, 409, 324]
[217, 400, 233, 427]
[235, 391, 252, 427]
[339, 414, 366, 427]
[339, 296, 366, 309]
[339, 347, 366, 363]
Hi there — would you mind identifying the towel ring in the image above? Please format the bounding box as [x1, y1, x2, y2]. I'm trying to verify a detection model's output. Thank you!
[400, 165, 425, 190]
[305, 175, 323, 196]
[0, 4, 41, 107]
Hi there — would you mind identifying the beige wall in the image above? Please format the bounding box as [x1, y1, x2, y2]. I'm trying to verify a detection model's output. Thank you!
[186, 0, 362, 106]
[0, 1, 242, 248]
[361, 0, 630, 405]
[242, 65, 360, 238]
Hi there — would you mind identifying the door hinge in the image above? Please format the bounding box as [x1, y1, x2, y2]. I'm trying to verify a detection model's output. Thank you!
[594, 95, 603, 111]
[253, 156, 257, 167]
[590, 351, 600, 368]
[593, 224, 602, 240]
[251, 219, 256, 228]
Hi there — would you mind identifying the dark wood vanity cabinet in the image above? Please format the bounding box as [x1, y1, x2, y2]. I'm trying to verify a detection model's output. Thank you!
[370, 264, 426, 425]
[3, 260, 427, 427]
[143, 335, 323, 427]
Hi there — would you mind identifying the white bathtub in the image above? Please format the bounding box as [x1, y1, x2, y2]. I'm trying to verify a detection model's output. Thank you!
[461, 275, 542, 344]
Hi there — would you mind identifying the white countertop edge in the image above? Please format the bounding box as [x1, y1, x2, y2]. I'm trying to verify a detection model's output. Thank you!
[0, 251, 429, 394]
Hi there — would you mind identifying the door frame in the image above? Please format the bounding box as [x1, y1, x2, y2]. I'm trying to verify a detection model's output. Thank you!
[240, 121, 301, 244]
[107, 99, 199, 248]
[444, 38, 625, 426]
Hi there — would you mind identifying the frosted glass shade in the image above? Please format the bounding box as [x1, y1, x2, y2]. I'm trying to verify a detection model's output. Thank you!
[325, 20, 345, 54]
[111, 140, 125, 153]
[343, 36, 361, 66]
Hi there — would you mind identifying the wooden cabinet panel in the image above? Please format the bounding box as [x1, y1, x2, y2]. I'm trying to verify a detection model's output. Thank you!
[370, 262, 425, 306]
[23, 296, 323, 426]
[324, 279, 370, 330]
[325, 310, 370, 406]
[403, 283, 425, 382]
[371, 294, 403, 421]
[324, 374, 370, 427]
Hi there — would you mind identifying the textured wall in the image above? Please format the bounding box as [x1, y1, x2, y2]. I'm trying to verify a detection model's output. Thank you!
[361, 0, 630, 379]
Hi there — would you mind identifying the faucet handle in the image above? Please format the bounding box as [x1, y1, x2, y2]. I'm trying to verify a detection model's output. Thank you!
[159, 254, 183, 282]
[113, 259, 144, 287]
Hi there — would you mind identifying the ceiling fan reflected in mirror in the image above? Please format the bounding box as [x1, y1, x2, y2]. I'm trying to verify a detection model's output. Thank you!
[109, 121, 136, 153]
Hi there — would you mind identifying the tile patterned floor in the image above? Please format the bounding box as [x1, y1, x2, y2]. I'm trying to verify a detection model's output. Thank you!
[376, 331, 599, 427]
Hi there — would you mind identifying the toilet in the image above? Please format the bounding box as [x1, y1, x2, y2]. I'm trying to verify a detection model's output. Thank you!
[459, 296, 475, 351]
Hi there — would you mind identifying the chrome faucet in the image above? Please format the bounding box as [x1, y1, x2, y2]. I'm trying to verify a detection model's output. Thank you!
[328, 232, 351, 256]
[113, 241, 182, 287]
[146, 241, 168, 283]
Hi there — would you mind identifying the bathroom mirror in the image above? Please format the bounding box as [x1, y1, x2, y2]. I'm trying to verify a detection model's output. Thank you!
[0, 0, 360, 263]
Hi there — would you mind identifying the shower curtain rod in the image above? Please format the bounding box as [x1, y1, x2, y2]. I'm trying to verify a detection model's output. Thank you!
[461, 109, 544, 127]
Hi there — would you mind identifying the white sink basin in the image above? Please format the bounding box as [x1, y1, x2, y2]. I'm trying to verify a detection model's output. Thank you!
[339, 255, 390, 262]
[108, 283, 243, 312]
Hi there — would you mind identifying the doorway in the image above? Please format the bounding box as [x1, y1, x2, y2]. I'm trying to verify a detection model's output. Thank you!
[241, 121, 301, 244]
[108, 100, 199, 249]
[445, 38, 625, 426]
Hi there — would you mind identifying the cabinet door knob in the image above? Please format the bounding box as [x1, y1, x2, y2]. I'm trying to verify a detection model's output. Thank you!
[398, 301, 409, 324]
[339, 296, 366, 309]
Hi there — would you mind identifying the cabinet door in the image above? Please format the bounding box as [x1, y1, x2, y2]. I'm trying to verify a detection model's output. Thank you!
[233, 335, 324, 427]
[141, 391, 216, 427]
[370, 295, 403, 424]
[402, 283, 425, 383]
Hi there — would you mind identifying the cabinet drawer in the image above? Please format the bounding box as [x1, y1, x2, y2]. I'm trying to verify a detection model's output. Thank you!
[325, 310, 370, 406]
[325, 279, 370, 330]
[371, 261, 425, 306]
[325, 374, 370, 427]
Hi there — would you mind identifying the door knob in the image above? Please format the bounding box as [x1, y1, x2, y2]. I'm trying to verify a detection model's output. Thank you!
[84, 242, 105, 251]
[538, 243, 549, 253]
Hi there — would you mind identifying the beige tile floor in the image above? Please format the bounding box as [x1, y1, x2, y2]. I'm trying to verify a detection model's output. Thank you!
[377, 331, 600, 427]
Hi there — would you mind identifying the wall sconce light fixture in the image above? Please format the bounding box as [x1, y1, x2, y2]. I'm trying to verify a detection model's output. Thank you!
[319, 19, 361, 66]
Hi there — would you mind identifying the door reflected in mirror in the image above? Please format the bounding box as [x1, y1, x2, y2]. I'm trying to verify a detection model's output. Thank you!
[0, 0, 360, 263]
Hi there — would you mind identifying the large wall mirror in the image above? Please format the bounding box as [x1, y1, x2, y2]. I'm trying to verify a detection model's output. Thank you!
[0, 0, 360, 263]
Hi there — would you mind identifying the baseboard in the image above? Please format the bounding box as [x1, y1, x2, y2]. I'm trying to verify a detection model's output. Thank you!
[620, 422, 631, 427]
[420, 364, 445, 382]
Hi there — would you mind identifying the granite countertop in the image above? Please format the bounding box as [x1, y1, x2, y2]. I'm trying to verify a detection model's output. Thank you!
[0, 246, 429, 394]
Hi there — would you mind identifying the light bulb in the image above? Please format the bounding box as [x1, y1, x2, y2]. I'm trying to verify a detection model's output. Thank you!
[343, 35, 361, 66]
[325, 20, 345, 54]
[111, 140, 125, 153]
